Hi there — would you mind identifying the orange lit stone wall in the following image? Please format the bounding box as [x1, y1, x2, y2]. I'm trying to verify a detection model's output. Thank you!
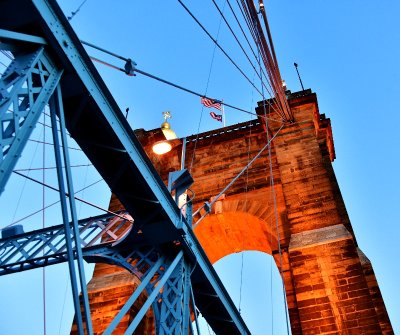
[81, 91, 393, 334]
[71, 196, 154, 335]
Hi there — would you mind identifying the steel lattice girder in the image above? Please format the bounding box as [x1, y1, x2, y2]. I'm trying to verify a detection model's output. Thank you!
[157, 257, 192, 335]
[0, 212, 132, 275]
[85, 247, 185, 334]
[0, 46, 62, 194]
[92, 249, 194, 335]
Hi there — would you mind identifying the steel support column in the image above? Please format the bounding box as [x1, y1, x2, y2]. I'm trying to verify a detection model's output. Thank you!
[103, 256, 166, 335]
[157, 257, 192, 335]
[49, 85, 93, 335]
[124, 251, 184, 334]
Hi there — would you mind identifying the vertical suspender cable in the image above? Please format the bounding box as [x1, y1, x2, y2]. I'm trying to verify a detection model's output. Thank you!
[54, 85, 94, 335]
[258, 51, 291, 334]
[189, 1, 225, 172]
[177, 0, 263, 97]
[50, 85, 93, 335]
[50, 92, 85, 335]
[238, 77, 256, 313]
[42, 112, 47, 335]
[190, 285, 202, 335]
[9, 128, 43, 225]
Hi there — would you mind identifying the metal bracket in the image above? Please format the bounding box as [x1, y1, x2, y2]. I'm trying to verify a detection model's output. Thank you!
[124, 58, 136, 76]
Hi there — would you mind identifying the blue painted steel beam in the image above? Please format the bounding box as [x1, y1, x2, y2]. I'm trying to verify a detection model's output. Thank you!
[50, 84, 93, 334]
[0, 212, 129, 275]
[0, 1, 251, 333]
[0, 48, 62, 194]
[103, 256, 166, 335]
[124, 251, 184, 334]
[182, 261, 191, 335]
[31, 0, 182, 242]
[0, 28, 47, 45]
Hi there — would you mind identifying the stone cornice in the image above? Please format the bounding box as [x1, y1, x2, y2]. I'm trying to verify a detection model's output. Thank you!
[289, 224, 353, 251]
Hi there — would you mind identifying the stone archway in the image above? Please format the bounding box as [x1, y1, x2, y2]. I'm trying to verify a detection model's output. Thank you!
[194, 199, 279, 263]
[138, 92, 392, 334]
[85, 92, 393, 334]
[211, 250, 288, 335]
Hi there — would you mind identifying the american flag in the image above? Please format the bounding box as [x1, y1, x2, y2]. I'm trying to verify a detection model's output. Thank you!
[210, 111, 223, 122]
[200, 97, 223, 111]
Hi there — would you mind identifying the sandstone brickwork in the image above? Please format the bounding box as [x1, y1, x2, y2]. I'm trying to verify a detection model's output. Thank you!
[71, 265, 154, 335]
[79, 90, 393, 334]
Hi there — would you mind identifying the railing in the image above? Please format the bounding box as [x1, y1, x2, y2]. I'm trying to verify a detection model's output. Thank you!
[0, 211, 132, 275]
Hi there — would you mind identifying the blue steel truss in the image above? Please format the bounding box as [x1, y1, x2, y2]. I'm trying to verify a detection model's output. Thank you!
[157, 257, 192, 334]
[0, 0, 251, 334]
[0, 212, 131, 275]
[0, 46, 62, 194]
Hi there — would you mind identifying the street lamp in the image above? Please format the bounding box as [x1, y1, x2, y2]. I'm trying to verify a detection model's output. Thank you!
[152, 111, 178, 155]
[152, 141, 173, 155]
[151, 111, 187, 170]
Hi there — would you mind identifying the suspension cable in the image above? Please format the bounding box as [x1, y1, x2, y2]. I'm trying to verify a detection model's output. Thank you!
[234, 0, 291, 122]
[58, 279, 70, 335]
[234, 0, 288, 121]
[238, 70, 256, 313]
[89, 55, 282, 123]
[81, 40, 286, 122]
[9, 125, 44, 225]
[42, 112, 47, 335]
[81, 39, 131, 62]
[177, 0, 263, 97]
[210, 0, 281, 117]
[134, 67, 259, 117]
[67, 0, 88, 21]
[28, 139, 82, 151]
[4, 178, 103, 228]
[82, 37, 284, 120]
[259, 1, 292, 120]
[259, 57, 291, 334]
[226, 0, 285, 120]
[189, 0, 226, 173]
[227, 0, 258, 69]
[77, 158, 91, 216]
[12, 171, 128, 221]
[14, 164, 92, 172]
[263, 104, 291, 335]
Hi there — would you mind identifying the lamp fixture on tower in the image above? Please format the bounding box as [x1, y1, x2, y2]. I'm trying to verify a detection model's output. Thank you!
[152, 111, 178, 155]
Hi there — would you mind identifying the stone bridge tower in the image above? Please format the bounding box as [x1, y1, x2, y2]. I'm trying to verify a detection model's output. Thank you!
[83, 90, 393, 334]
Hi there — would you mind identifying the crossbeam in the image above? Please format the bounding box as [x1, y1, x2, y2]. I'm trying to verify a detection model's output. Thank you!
[0, 212, 131, 275]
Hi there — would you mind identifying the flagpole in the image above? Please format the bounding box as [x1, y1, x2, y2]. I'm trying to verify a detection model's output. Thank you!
[222, 100, 226, 127]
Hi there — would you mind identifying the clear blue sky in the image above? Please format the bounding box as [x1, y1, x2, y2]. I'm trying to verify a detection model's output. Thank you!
[0, 1, 399, 334]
